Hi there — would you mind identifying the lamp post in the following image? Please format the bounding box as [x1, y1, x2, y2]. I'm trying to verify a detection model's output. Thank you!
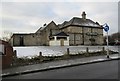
[103, 23, 110, 58]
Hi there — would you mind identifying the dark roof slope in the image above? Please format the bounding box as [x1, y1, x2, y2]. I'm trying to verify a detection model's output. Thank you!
[36, 21, 58, 33]
[47, 21, 57, 27]
[58, 21, 68, 28]
[53, 32, 69, 36]
[60, 17, 103, 28]
[0, 40, 11, 46]
[35, 27, 44, 33]
[13, 33, 34, 35]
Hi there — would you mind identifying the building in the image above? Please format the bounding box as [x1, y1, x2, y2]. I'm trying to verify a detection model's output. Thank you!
[49, 32, 69, 46]
[9, 12, 104, 46]
[0, 40, 14, 69]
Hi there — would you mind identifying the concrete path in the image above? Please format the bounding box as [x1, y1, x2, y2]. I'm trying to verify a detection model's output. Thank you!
[1, 54, 119, 77]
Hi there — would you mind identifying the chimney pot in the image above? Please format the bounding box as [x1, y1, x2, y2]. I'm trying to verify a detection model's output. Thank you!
[82, 11, 86, 19]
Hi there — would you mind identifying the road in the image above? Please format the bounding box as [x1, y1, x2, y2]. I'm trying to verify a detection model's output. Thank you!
[3, 60, 119, 79]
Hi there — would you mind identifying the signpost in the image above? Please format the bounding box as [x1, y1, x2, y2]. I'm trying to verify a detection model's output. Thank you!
[103, 23, 110, 58]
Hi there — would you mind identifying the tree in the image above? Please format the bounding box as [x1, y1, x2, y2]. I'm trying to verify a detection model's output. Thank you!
[0, 31, 13, 42]
[104, 32, 120, 45]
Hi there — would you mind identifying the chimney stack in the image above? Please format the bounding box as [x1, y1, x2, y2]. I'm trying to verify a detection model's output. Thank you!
[82, 11, 86, 19]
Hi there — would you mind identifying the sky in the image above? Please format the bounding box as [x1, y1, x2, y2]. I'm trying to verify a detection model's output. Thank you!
[0, 0, 119, 38]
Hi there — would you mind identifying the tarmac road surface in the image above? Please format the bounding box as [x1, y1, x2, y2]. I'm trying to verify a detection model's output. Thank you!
[3, 59, 119, 79]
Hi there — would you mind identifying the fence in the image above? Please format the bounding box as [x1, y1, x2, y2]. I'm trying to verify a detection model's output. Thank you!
[13, 47, 106, 58]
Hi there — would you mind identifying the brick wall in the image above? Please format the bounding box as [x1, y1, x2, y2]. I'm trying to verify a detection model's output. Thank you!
[0, 40, 14, 69]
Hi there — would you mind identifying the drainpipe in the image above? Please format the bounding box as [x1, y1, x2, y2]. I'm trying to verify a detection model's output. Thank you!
[82, 27, 84, 45]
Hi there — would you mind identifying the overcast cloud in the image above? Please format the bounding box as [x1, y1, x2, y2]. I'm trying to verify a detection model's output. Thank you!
[0, 0, 119, 37]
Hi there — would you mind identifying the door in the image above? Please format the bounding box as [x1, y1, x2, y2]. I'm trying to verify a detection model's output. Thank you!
[20, 36, 24, 46]
[60, 39, 64, 46]
[89, 38, 95, 45]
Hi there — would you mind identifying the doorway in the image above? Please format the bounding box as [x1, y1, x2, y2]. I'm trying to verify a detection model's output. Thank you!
[60, 39, 64, 46]
[20, 36, 24, 46]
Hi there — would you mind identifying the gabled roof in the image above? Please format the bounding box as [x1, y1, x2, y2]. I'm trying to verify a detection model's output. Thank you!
[47, 21, 57, 27]
[60, 17, 103, 29]
[36, 21, 58, 33]
[0, 40, 11, 46]
[12, 33, 34, 35]
[35, 27, 44, 33]
[53, 32, 69, 36]
[58, 21, 68, 28]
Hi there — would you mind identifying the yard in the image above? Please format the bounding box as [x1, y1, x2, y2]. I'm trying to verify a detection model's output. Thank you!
[10, 46, 119, 67]
[13, 46, 119, 58]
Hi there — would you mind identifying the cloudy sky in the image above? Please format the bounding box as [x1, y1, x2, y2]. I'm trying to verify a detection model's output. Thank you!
[0, 0, 119, 38]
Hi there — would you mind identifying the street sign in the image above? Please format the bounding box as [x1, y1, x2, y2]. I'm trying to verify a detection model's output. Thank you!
[103, 23, 109, 32]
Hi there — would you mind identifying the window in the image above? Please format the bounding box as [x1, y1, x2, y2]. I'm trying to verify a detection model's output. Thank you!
[75, 34, 81, 41]
[49, 37, 54, 40]
[57, 37, 67, 40]
[89, 38, 95, 41]
[69, 34, 74, 41]
[0, 44, 4, 55]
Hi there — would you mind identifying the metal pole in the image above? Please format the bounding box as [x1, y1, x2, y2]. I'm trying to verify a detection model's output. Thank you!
[106, 31, 109, 58]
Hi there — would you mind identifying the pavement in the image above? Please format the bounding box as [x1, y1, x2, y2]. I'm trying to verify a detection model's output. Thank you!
[1, 54, 120, 78]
